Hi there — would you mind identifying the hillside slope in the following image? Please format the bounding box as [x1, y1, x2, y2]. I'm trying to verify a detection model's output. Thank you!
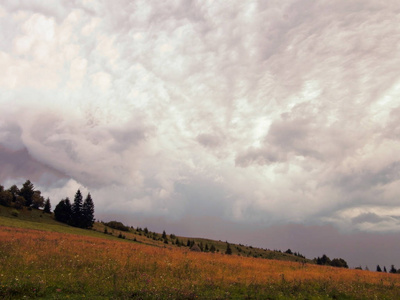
[0, 205, 310, 264]
[1, 212, 400, 299]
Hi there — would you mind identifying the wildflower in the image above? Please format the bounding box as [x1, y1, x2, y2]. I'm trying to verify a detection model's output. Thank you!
[56, 289, 62, 292]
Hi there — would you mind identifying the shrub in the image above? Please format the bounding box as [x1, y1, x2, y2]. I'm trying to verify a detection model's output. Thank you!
[11, 209, 19, 217]
[105, 221, 130, 232]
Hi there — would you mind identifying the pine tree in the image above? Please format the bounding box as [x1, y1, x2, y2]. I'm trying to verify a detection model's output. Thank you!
[376, 265, 382, 272]
[390, 265, 397, 274]
[162, 230, 167, 239]
[82, 193, 95, 228]
[225, 243, 232, 255]
[43, 198, 51, 213]
[20, 180, 35, 207]
[71, 190, 83, 227]
[210, 245, 216, 253]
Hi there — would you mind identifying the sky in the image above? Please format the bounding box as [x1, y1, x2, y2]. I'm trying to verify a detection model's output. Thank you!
[1, 0, 400, 269]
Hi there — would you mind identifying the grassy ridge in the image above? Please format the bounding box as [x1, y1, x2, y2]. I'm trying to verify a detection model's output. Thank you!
[2, 206, 400, 299]
[1, 224, 400, 299]
[0, 205, 311, 263]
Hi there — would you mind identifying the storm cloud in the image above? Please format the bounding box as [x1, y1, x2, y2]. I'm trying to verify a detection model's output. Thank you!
[1, 1, 400, 266]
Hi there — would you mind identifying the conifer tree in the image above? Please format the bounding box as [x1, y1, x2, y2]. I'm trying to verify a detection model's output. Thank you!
[376, 265, 382, 272]
[44, 198, 51, 213]
[82, 193, 95, 228]
[71, 190, 83, 227]
[20, 180, 35, 207]
[225, 243, 232, 255]
[390, 265, 397, 274]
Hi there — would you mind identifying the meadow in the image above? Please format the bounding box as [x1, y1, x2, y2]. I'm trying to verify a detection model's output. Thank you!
[1, 220, 400, 299]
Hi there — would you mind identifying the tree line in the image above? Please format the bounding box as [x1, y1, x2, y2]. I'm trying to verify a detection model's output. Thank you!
[0, 180, 51, 212]
[314, 254, 349, 268]
[376, 265, 399, 274]
[54, 189, 95, 229]
[0, 179, 95, 229]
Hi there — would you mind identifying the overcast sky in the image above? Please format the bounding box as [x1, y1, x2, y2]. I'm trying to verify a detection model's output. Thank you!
[1, 0, 400, 268]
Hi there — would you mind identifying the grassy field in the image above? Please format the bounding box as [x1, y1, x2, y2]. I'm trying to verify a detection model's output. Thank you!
[1, 207, 400, 299]
[0, 205, 312, 263]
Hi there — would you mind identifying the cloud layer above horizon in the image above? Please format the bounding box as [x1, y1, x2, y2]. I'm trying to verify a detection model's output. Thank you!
[1, 0, 400, 233]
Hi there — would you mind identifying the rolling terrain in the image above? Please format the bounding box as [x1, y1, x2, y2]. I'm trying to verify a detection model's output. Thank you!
[1, 206, 400, 299]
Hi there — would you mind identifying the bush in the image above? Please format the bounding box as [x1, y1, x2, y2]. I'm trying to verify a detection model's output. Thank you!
[11, 209, 19, 217]
[105, 221, 130, 232]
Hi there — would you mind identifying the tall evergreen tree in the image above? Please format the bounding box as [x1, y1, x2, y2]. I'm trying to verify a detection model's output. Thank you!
[20, 180, 35, 207]
[390, 265, 397, 274]
[54, 198, 72, 223]
[44, 198, 51, 213]
[82, 193, 95, 228]
[225, 243, 232, 255]
[71, 190, 83, 227]
[376, 265, 382, 272]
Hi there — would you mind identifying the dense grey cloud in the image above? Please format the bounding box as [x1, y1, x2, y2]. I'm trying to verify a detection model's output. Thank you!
[1, 1, 400, 266]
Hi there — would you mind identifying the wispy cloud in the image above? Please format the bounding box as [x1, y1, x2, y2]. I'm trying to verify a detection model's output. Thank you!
[1, 1, 400, 242]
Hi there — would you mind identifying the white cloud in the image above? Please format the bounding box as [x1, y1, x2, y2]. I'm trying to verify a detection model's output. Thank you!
[1, 0, 400, 234]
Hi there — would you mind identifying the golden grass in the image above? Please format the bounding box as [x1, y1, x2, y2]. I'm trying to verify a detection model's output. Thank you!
[1, 225, 400, 299]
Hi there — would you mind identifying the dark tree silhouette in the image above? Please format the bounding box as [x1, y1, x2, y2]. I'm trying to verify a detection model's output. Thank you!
[32, 190, 45, 209]
[20, 180, 35, 207]
[0, 186, 12, 207]
[44, 198, 51, 213]
[8, 185, 20, 202]
[376, 265, 382, 272]
[54, 198, 72, 223]
[225, 243, 232, 255]
[82, 193, 95, 228]
[331, 258, 349, 268]
[71, 190, 83, 227]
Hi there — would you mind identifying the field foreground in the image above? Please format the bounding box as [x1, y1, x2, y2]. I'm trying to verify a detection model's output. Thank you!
[1, 225, 400, 299]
